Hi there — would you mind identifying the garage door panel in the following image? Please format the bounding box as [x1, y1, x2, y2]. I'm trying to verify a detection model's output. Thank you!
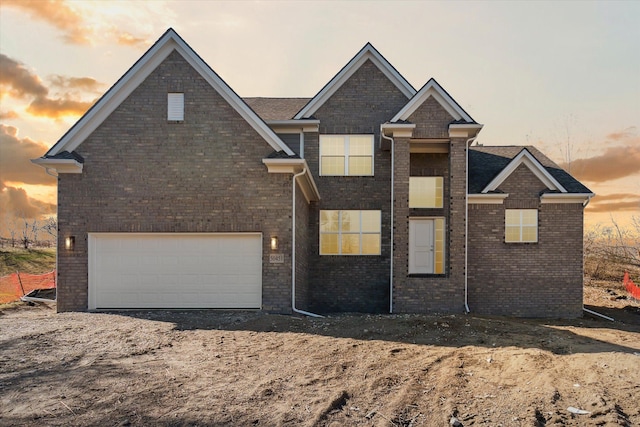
[89, 233, 262, 309]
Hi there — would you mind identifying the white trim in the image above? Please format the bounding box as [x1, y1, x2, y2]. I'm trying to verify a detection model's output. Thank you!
[261, 158, 320, 202]
[448, 124, 483, 138]
[482, 149, 567, 193]
[391, 78, 474, 123]
[467, 193, 509, 204]
[540, 193, 594, 204]
[30, 158, 83, 173]
[46, 28, 294, 157]
[267, 120, 320, 133]
[294, 43, 415, 119]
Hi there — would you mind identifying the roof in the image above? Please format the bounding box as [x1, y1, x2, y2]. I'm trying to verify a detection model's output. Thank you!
[392, 78, 476, 124]
[469, 146, 592, 194]
[294, 43, 416, 119]
[243, 97, 311, 121]
[42, 28, 294, 159]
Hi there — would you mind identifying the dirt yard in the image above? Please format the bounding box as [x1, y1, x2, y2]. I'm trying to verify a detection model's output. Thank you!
[1, 284, 638, 427]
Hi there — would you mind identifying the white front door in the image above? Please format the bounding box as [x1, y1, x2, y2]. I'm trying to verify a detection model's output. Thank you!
[409, 219, 434, 274]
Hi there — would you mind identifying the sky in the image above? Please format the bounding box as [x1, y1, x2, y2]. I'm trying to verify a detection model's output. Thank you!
[0, 0, 638, 235]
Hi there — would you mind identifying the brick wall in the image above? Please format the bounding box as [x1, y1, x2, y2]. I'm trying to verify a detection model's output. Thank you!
[57, 51, 295, 312]
[467, 165, 585, 318]
[409, 96, 455, 139]
[392, 136, 468, 313]
[305, 59, 410, 313]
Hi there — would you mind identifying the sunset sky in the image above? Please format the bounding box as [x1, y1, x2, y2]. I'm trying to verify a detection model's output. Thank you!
[0, 0, 638, 234]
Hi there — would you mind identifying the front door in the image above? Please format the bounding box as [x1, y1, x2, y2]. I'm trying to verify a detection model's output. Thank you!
[409, 219, 434, 274]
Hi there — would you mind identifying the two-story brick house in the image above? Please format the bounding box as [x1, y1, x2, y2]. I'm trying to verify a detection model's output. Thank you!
[34, 29, 593, 318]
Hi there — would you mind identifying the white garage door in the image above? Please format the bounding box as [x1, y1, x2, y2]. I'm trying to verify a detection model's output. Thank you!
[88, 233, 262, 310]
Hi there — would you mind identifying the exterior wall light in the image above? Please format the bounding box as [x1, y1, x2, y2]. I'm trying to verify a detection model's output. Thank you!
[270, 236, 278, 251]
[65, 236, 75, 251]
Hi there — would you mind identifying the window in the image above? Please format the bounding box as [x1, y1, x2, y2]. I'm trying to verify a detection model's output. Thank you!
[167, 93, 184, 121]
[505, 209, 538, 243]
[320, 135, 373, 176]
[320, 210, 381, 255]
[409, 177, 444, 208]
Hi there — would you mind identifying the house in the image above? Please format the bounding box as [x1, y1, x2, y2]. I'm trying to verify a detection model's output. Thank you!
[33, 29, 594, 318]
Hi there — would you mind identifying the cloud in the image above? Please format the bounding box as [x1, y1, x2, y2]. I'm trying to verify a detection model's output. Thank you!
[1, 0, 90, 44]
[27, 95, 95, 119]
[0, 110, 19, 120]
[561, 138, 640, 183]
[0, 125, 55, 186]
[0, 53, 48, 98]
[0, 53, 98, 119]
[1, 0, 152, 47]
[605, 126, 637, 142]
[0, 183, 56, 220]
[587, 193, 640, 213]
[49, 75, 102, 92]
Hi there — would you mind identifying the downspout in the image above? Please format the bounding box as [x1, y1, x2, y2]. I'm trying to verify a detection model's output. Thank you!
[291, 168, 323, 318]
[464, 136, 477, 314]
[381, 126, 394, 314]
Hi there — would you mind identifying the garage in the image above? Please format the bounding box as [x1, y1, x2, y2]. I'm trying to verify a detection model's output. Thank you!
[88, 233, 262, 310]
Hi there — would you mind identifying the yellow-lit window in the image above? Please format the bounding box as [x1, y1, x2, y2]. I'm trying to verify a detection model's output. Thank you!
[434, 218, 445, 274]
[409, 177, 443, 208]
[320, 135, 373, 176]
[320, 210, 381, 255]
[505, 209, 538, 243]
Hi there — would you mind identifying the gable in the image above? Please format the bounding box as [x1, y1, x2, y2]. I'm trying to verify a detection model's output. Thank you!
[406, 96, 455, 139]
[294, 43, 415, 119]
[313, 59, 412, 132]
[41, 29, 293, 164]
[469, 146, 593, 196]
[392, 78, 475, 124]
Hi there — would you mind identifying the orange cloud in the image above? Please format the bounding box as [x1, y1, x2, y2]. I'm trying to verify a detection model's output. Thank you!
[49, 75, 102, 92]
[0, 125, 55, 186]
[0, 53, 48, 98]
[1, 0, 151, 47]
[587, 193, 640, 214]
[26, 96, 94, 119]
[0, 183, 56, 220]
[606, 127, 637, 142]
[0, 110, 19, 120]
[561, 144, 640, 183]
[1, 0, 89, 45]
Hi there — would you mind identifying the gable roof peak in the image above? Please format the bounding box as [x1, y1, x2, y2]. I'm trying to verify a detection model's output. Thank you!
[392, 77, 476, 124]
[294, 43, 416, 119]
[43, 28, 294, 159]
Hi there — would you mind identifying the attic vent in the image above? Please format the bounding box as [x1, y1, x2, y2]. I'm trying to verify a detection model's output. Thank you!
[167, 93, 184, 121]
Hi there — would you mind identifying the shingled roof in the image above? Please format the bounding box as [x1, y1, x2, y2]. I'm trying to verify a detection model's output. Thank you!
[469, 146, 592, 194]
[243, 97, 311, 121]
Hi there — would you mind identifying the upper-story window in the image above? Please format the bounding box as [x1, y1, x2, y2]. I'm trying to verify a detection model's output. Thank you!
[167, 93, 184, 121]
[409, 177, 443, 208]
[319, 135, 374, 176]
[505, 209, 538, 243]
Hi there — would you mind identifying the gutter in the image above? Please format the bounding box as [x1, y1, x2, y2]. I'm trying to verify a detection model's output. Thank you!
[464, 136, 477, 314]
[380, 127, 395, 314]
[291, 168, 323, 318]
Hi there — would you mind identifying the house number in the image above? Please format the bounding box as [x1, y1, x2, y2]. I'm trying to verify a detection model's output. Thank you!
[269, 254, 284, 264]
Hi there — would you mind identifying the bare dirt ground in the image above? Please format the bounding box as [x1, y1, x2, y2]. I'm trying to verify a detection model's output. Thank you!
[1, 283, 639, 427]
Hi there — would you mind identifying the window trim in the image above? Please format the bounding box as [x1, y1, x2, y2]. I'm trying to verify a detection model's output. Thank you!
[319, 210, 381, 255]
[505, 209, 538, 243]
[319, 134, 374, 176]
[409, 176, 444, 208]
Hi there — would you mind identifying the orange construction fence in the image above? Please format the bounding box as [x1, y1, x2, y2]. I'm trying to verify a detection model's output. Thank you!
[623, 271, 640, 301]
[0, 270, 56, 304]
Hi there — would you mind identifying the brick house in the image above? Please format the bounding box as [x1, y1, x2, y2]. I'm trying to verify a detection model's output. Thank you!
[33, 29, 593, 318]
